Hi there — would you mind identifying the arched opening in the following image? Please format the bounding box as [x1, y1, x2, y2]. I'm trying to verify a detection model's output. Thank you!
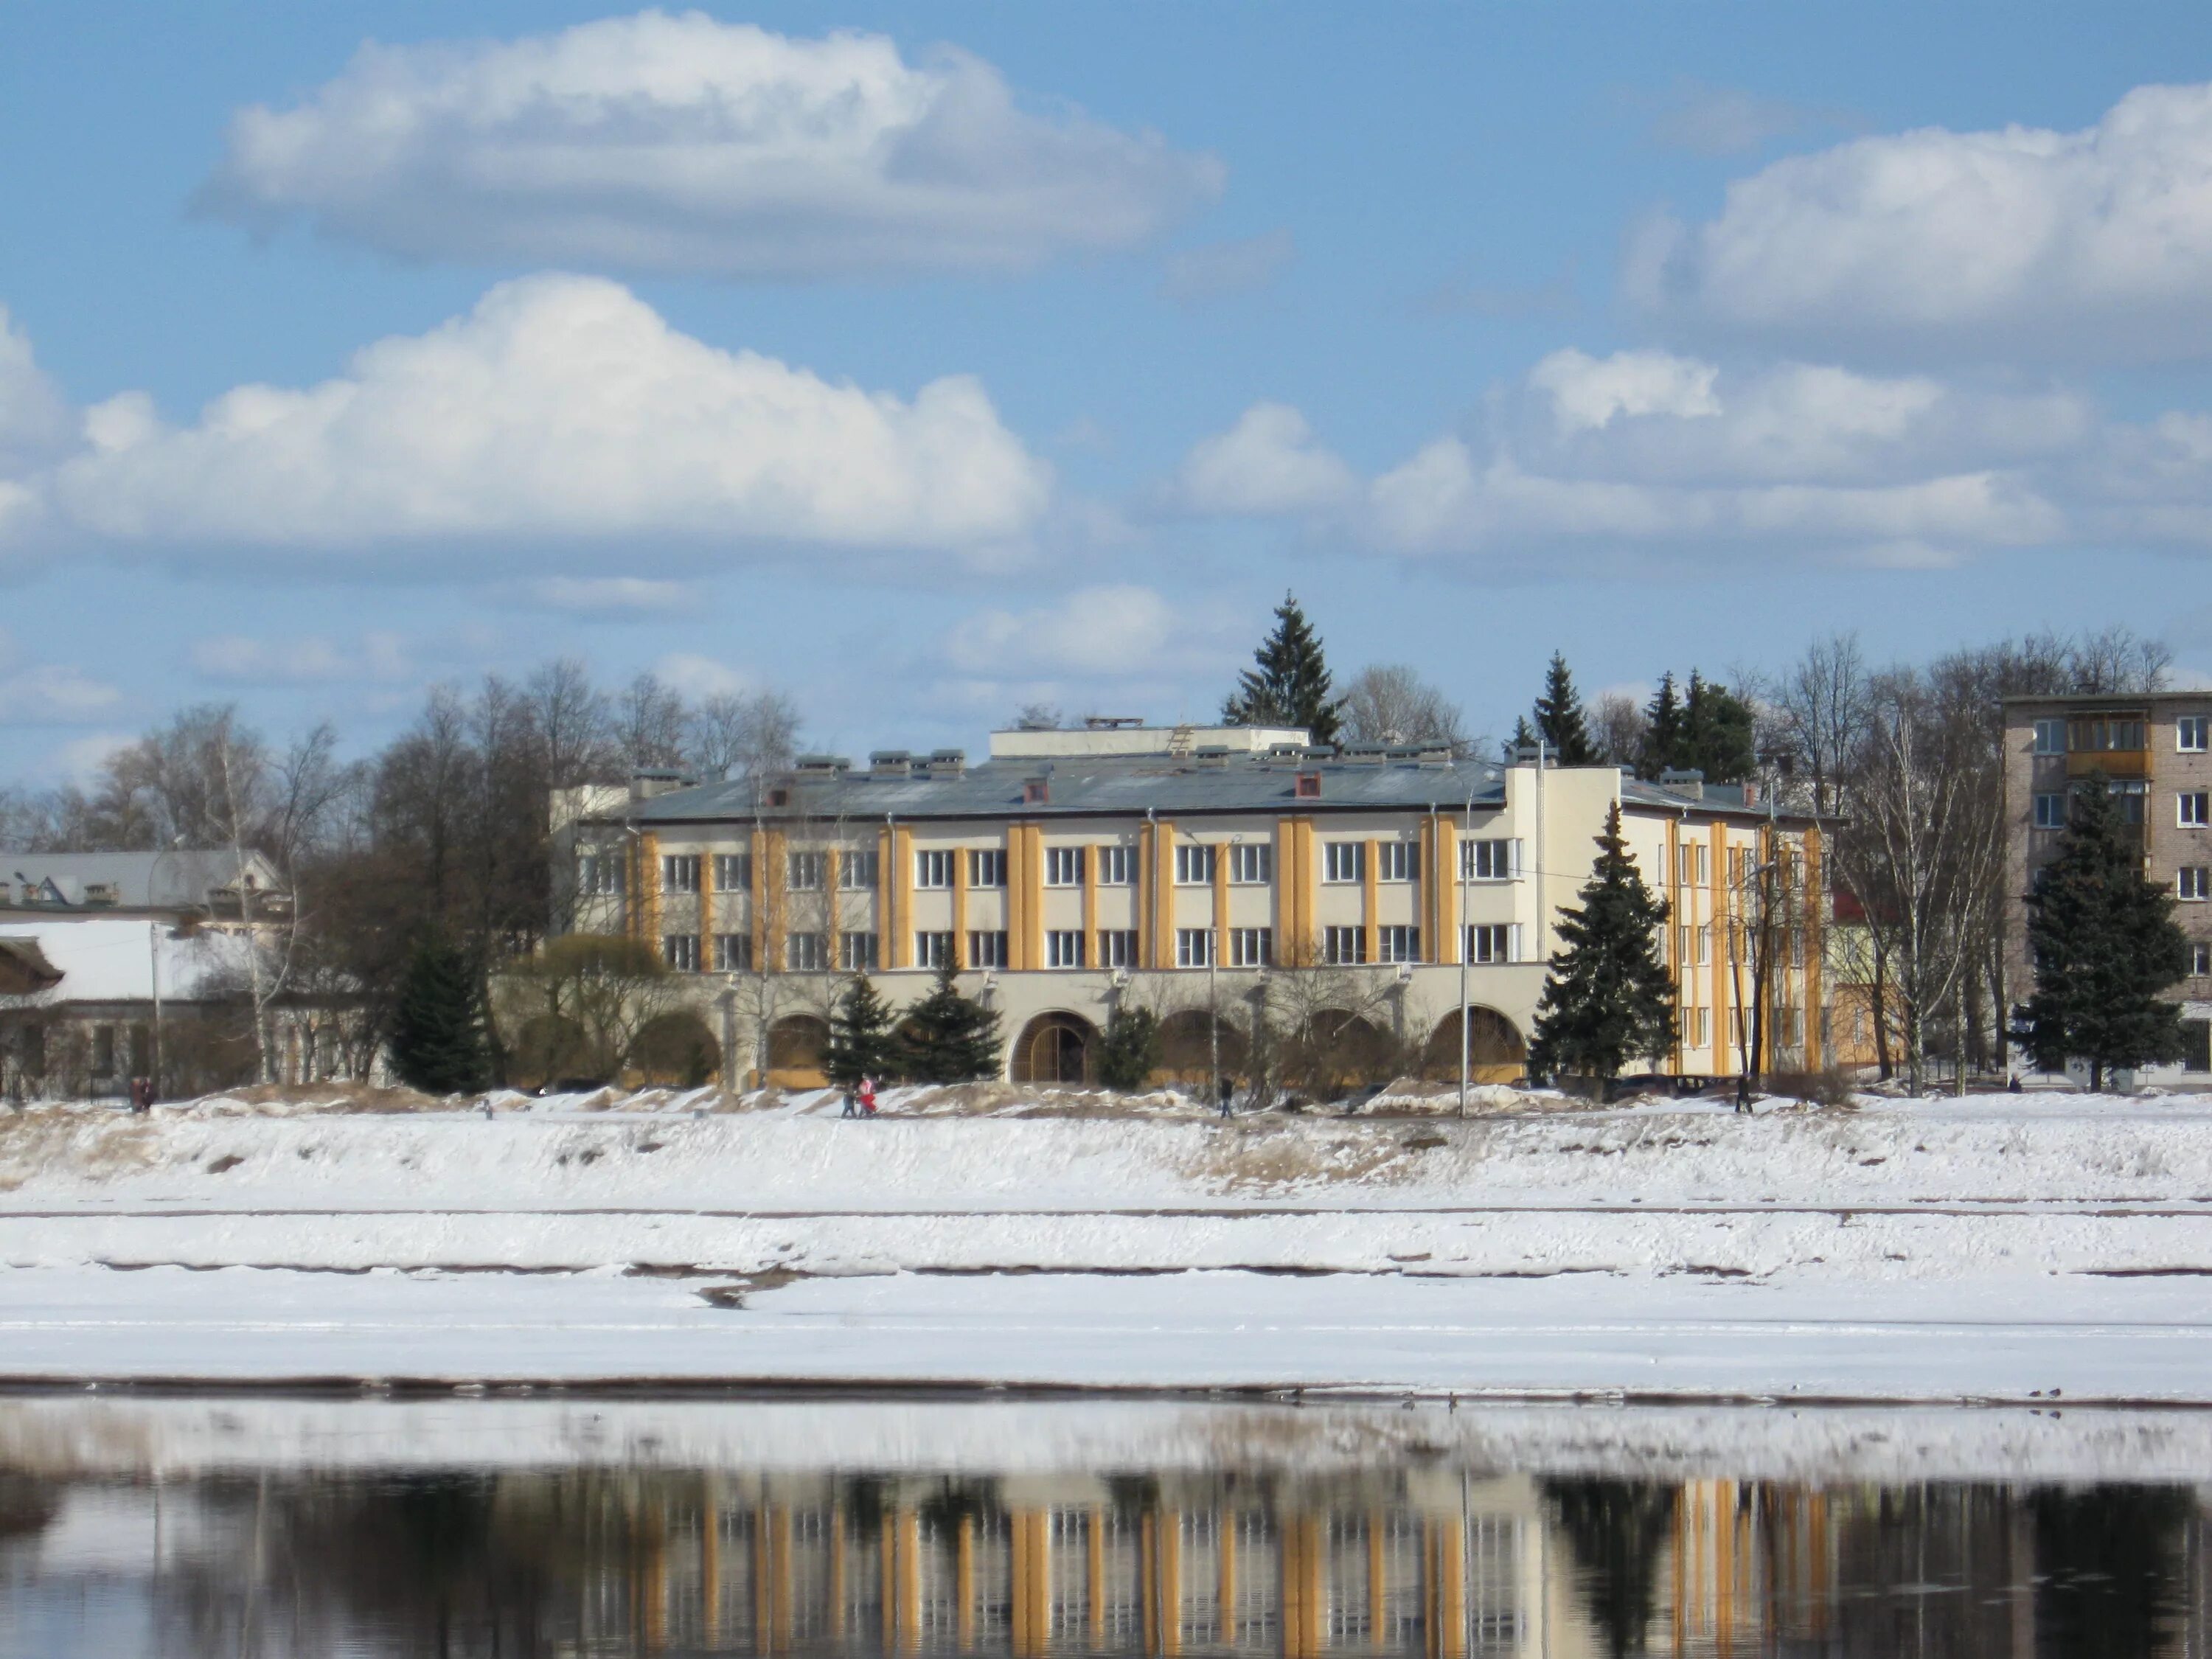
[1009, 1011, 1098, 1085]
[765, 1013, 832, 1090]
[1152, 1009, 1248, 1088]
[629, 1012, 723, 1088]
[509, 1013, 591, 1090]
[1284, 1008, 1394, 1100]
[1421, 1006, 1528, 1085]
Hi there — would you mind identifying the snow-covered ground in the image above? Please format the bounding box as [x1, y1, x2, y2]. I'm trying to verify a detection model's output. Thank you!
[6, 1088, 2212, 1402]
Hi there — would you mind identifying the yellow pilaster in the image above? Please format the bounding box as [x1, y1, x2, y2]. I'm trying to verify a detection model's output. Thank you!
[757, 827, 786, 975]
[952, 843, 970, 969]
[883, 824, 908, 970]
[1433, 814, 1458, 964]
[1006, 824, 1044, 971]
[639, 830, 661, 946]
[1710, 822, 1729, 1074]
[1082, 839, 1099, 967]
[1804, 824, 1825, 1071]
[1211, 846, 1229, 965]
[699, 845, 714, 970]
[1150, 821, 1178, 970]
[1362, 837, 1380, 964]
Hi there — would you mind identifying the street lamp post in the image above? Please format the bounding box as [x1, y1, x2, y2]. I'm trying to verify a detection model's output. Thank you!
[1458, 789, 1474, 1119]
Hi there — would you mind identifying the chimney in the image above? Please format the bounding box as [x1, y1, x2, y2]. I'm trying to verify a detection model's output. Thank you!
[1294, 770, 1322, 800]
[1023, 776, 1050, 806]
[1658, 768, 1705, 801]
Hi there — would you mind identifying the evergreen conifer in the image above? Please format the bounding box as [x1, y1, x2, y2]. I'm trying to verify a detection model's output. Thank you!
[826, 974, 901, 1088]
[2012, 775, 2190, 1090]
[896, 962, 1004, 1082]
[1222, 592, 1342, 745]
[1097, 1004, 1161, 1091]
[1527, 805, 1677, 1097]
[1638, 672, 1685, 779]
[1531, 653, 1599, 765]
[1683, 671, 1757, 784]
[389, 937, 493, 1095]
[1508, 715, 1537, 759]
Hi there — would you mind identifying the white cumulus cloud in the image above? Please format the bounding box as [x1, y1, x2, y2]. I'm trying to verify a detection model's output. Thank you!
[1631, 80, 2212, 359]
[199, 11, 1223, 279]
[0, 305, 71, 487]
[945, 585, 1226, 680]
[1166, 402, 1357, 516]
[190, 632, 411, 684]
[46, 274, 1052, 561]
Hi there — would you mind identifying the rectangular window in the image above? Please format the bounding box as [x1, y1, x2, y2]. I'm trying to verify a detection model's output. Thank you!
[2182, 716, 2209, 754]
[1789, 927, 1806, 970]
[1321, 925, 1366, 965]
[1376, 925, 1420, 963]
[713, 933, 752, 973]
[2033, 793, 2066, 830]
[713, 852, 751, 893]
[1676, 844, 1709, 886]
[1175, 928, 1215, 967]
[2194, 942, 2212, 977]
[787, 851, 826, 891]
[2033, 718, 2067, 755]
[663, 933, 699, 972]
[1685, 1006, 1710, 1048]
[1461, 839, 1517, 881]
[1229, 927, 1273, 967]
[577, 852, 626, 896]
[1323, 842, 1365, 883]
[1046, 929, 1086, 968]
[839, 851, 879, 891]
[1677, 924, 1711, 967]
[661, 855, 700, 894]
[2181, 868, 2211, 902]
[969, 849, 1007, 888]
[1045, 846, 1086, 887]
[2184, 793, 2211, 830]
[1098, 929, 1140, 968]
[1097, 845, 1134, 886]
[1175, 844, 1217, 886]
[839, 931, 879, 972]
[1466, 924, 1514, 964]
[914, 931, 955, 970]
[1377, 841, 1417, 882]
[915, 849, 954, 889]
[1228, 843, 1271, 885]
[785, 931, 827, 972]
[2115, 781, 2149, 824]
[966, 929, 1008, 968]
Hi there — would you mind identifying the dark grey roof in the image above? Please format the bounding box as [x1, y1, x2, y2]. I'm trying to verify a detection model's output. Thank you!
[587, 753, 1794, 828]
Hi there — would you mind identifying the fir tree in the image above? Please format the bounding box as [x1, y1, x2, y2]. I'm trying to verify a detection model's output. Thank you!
[1508, 715, 1537, 759]
[1531, 653, 1599, 765]
[896, 962, 1004, 1083]
[1527, 804, 1677, 1097]
[1097, 1004, 1161, 1091]
[1638, 672, 1685, 780]
[389, 937, 492, 1095]
[2012, 775, 2190, 1090]
[1682, 671, 1757, 784]
[1222, 592, 1342, 745]
[826, 974, 901, 1088]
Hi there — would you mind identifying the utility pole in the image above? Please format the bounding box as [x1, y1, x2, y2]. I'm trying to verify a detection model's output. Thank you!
[148, 920, 163, 1101]
[1458, 788, 1473, 1119]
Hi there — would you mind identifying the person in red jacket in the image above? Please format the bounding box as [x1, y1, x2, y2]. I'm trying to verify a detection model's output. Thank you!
[858, 1076, 878, 1116]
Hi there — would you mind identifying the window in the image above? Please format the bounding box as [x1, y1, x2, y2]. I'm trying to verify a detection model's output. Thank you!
[787, 851, 826, 891]
[713, 852, 752, 893]
[1466, 924, 1515, 964]
[2194, 942, 2212, 977]
[839, 931, 879, 972]
[1322, 925, 1366, 965]
[2114, 781, 2149, 824]
[1175, 928, 1215, 967]
[1098, 845, 1134, 886]
[1229, 927, 1273, 967]
[1099, 930, 1139, 968]
[1045, 846, 1086, 887]
[1228, 843, 1271, 885]
[2033, 793, 2066, 830]
[2070, 717, 2148, 754]
[661, 855, 700, 894]
[2183, 793, 2211, 830]
[1323, 842, 1365, 883]
[839, 851, 879, 891]
[970, 849, 1006, 888]
[663, 933, 699, 972]
[1462, 839, 1517, 881]
[92, 1025, 115, 1076]
[915, 931, 955, 969]
[2181, 868, 2211, 902]
[2033, 718, 2067, 755]
[1676, 844, 1709, 886]
[915, 849, 954, 889]
[967, 930, 1008, 968]
[1175, 844, 1216, 886]
[1789, 927, 1806, 970]
[1377, 842, 1417, 883]
[1046, 930, 1085, 968]
[713, 933, 752, 972]
[2183, 716, 2209, 754]
[1376, 925, 1420, 963]
[577, 852, 625, 896]
[2186, 1018, 2212, 1073]
[786, 931, 827, 972]
[1683, 1006, 1710, 1048]
[1677, 924, 1711, 967]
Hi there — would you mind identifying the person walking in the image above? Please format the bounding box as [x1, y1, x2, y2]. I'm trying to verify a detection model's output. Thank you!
[840, 1084, 858, 1118]
[1217, 1077, 1234, 1119]
[858, 1076, 878, 1117]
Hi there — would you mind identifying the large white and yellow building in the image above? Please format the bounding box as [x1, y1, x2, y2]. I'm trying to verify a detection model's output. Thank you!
[552, 723, 1826, 1090]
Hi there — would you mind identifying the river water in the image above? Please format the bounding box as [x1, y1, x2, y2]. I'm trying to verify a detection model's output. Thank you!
[3, 1394, 2209, 1657]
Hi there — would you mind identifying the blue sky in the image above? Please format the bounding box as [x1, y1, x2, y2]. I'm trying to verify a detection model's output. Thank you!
[7, 3, 2212, 778]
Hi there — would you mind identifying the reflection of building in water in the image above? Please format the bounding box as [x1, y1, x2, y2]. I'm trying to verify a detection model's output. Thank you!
[1670, 1480, 1835, 1655]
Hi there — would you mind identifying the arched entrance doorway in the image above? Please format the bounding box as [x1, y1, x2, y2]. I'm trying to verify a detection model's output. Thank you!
[629, 1012, 723, 1087]
[1283, 1007, 1394, 1100]
[765, 1013, 831, 1089]
[1153, 1009, 1248, 1088]
[1010, 1011, 1098, 1084]
[1422, 1006, 1527, 1084]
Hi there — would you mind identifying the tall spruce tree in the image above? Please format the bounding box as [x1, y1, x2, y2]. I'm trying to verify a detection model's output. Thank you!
[2013, 776, 2189, 1090]
[897, 962, 1004, 1082]
[826, 975, 900, 1088]
[1531, 653, 1599, 765]
[1638, 672, 1686, 780]
[1682, 671, 1757, 784]
[389, 937, 493, 1094]
[1096, 1004, 1161, 1091]
[1222, 592, 1342, 745]
[1528, 804, 1677, 1096]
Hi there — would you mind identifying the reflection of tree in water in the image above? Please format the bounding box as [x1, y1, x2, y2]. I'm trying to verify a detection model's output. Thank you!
[2031, 1485, 2192, 1659]
[1541, 1478, 1672, 1657]
[0, 1473, 60, 1544]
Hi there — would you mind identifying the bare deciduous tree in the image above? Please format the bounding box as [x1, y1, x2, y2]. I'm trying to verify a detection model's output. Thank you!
[1340, 665, 1467, 751]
